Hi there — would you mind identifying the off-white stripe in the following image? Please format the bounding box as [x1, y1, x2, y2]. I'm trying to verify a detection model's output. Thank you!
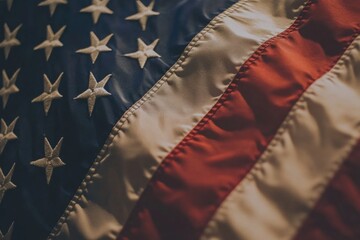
[201, 36, 360, 240]
[49, 0, 305, 239]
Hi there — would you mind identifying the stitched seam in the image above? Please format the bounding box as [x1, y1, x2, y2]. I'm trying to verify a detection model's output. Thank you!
[47, 0, 255, 238]
[202, 34, 360, 240]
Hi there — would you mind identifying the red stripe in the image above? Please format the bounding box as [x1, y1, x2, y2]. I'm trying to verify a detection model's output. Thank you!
[118, 1, 360, 239]
[294, 141, 360, 240]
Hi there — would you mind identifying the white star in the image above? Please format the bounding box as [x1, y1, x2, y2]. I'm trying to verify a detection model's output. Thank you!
[0, 164, 16, 204]
[76, 32, 113, 64]
[74, 72, 111, 116]
[32, 73, 63, 116]
[0, 117, 18, 154]
[80, 0, 113, 24]
[125, 38, 160, 68]
[0, 23, 22, 59]
[6, 0, 14, 11]
[38, 0, 68, 16]
[126, 0, 159, 31]
[34, 25, 66, 61]
[0, 69, 20, 109]
[31, 137, 65, 184]
[0, 222, 14, 240]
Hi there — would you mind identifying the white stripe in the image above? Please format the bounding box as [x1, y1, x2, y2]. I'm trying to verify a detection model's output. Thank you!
[49, 0, 305, 239]
[201, 36, 360, 240]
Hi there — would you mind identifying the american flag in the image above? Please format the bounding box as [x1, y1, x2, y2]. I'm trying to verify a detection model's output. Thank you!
[0, 0, 359, 239]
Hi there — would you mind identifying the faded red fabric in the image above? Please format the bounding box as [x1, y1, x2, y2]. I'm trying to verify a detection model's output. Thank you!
[294, 141, 360, 240]
[118, 1, 360, 239]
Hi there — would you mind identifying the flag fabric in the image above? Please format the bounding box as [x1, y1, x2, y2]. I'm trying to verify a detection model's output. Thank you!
[0, 0, 359, 240]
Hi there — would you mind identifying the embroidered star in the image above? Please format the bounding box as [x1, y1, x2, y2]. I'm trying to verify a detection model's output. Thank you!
[0, 118, 18, 154]
[0, 222, 14, 240]
[32, 73, 63, 116]
[76, 32, 113, 64]
[74, 72, 111, 116]
[34, 25, 66, 61]
[0, 69, 20, 109]
[126, 0, 159, 31]
[0, 23, 21, 59]
[125, 38, 160, 68]
[31, 137, 65, 184]
[38, 0, 68, 16]
[80, 0, 113, 24]
[0, 164, 16, 204]
[6, 0, 14, 11]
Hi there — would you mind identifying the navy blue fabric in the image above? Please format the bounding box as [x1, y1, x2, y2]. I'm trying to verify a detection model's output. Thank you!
[0, 0, 237, 239]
